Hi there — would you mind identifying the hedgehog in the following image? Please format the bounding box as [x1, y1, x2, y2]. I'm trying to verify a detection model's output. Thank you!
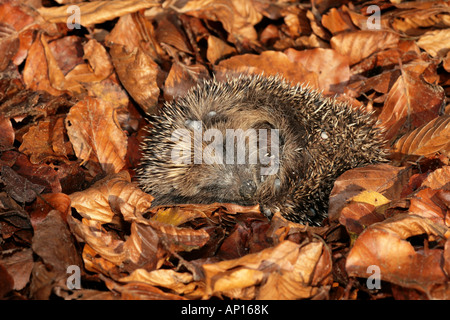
[137, 74, 387, 226]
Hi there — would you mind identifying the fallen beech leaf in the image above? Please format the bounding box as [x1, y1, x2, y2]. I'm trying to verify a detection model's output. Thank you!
[19, 118, 70, 164]
[215, 50, 319, 89]
[109, 44, 161, 114]
[164, 61, 210, 100]
[422, 166, 450, 190]
[32, 210, 81, 272]
[0, 115, 14, 151]
[69, 171, 153, 224]
[23, 33, 64, 96]
[1, 165, 45, 203]
[392, 115, 450, 159]
[83, 39, 114, 79]
[284, 47, 350, 94]
[206, 35, 236, 64]
[203, 239, 332, 299]
[321, 7, 355, 34]
[0, 248, 33, 291]
[338, 190, 391, 234]
[175, 0, 262, 45]
[65, 96, 128, 175]
[30, 193, 71, 229]
[417, 29, 450, 57]
[0, 2, 37, 68]
[119, 267, 204, 298]
[346, 214, 449, 296]
[378, 68, 445, 142]
[409, 188, 450, 226]
[330, 30, 399, 65]
[38, 1, 160, 26]
[329, 164, 412, 221]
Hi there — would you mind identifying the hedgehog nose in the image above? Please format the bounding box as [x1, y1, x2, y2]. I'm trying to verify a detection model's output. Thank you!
[239, 180, 257, 200]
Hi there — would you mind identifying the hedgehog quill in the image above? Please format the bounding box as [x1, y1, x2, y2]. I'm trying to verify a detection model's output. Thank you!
[137, 74, 387, 226]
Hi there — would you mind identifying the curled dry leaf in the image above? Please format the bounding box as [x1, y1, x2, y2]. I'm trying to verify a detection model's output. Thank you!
[392, 115, 450, 159]
[422, 166, 450, 190]
[284, 47, 350, 94]
[203, 239, 332, 300]
[22, 33, 64, 96]
[70, 214, 209, 275]
[417, 29, 450, 58]
[206, 35, 236, 64]
[38, 0, 160, 27]
[164, 61, 210, 101]
[19, 118, 70, 164]
[331, 30, 399, 65]
[409, 188, 450, 227]
[329, 164, 412, 222]
[109, 44, 161, 114]
[69, 171, 153, 224]
[65, 96, 128, 175]
[215, 50, 319, 89]
[175, 0, 262, 45]
[346, 214, 450, 297]
[338, 191, 391, 235]
[120, 268, 204, 299]
[378, 68, 445, 142]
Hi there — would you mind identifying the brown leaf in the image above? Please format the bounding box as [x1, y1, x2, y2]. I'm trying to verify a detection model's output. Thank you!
[0, 248, 33, 291]
[1, 165, 45, 203]
[65, 97, 128, 175]
[23, 33, 64, 96]
[417, 29, 450, 58]
[284, 47, 350, 94]
[0, 115, 14, 151]
[378, 68, 445, 142]
[391, 115, 450, 159]
[164, 61, 210, 100]
[19, 117, 70, 164]
[203, 239, 332, 299]
[69, 171, 153, 224]
[37, 1, 160, 26]
[175, 0, 262, 45]
[83, 39, 114, 79]
[206, 35, 236, 64]
[346, 214, 449, 297]
[330, 30, 399, 65]
[409, 188, 450, 227]
[329, 164, 412, 222]
[109, 44, 161, 114]
[422, 166, 450, 190]
[215, 50, 319, 89]
[120, 268, 204, 299]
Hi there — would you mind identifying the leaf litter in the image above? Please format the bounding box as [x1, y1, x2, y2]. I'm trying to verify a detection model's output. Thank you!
[0, 0, 449, 300]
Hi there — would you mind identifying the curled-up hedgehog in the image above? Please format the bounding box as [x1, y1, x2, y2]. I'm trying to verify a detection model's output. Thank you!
[137, 74, 387, 226]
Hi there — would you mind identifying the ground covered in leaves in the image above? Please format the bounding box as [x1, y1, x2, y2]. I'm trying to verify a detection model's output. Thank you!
[1, 0, 450, 300]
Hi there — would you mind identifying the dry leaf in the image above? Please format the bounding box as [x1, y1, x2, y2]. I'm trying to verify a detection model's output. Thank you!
[284, 47, 350, 94]
[164, 61, 210, 100]
[331, 30, 399, 65]
[409, 188, 450, 226]
[346, 214, 449, 297]
[378, 68, 445, 142]
[109, 44, 161, 114]
[392, 115, 450, 159]
[69, 171, 152, 224]
[38, 0, 160, 27]
[329, 164, 412, 221]
[203, 239, 332, 299]
[215, 50, 319, 89]
[65, 97, 128, 175]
